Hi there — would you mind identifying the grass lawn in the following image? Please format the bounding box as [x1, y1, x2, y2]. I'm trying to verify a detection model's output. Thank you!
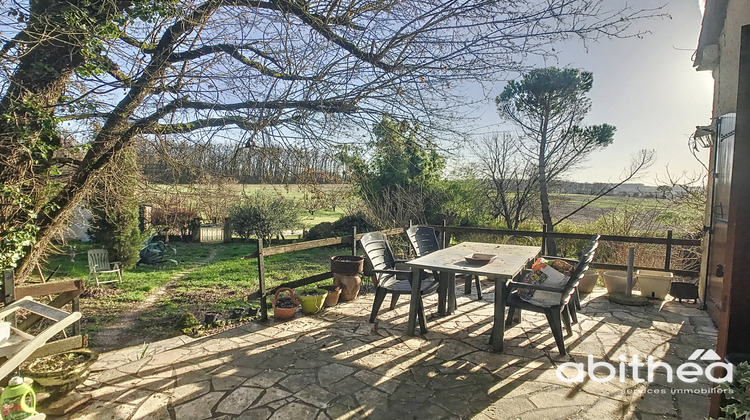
[42, 240, 348, 341]
[42, 241, 218, 335]
[134, 241, 349, 339]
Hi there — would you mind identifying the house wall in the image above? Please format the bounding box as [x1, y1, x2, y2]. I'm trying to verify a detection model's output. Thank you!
[696, 0, 750, 304]
[711, 0, 750, 116]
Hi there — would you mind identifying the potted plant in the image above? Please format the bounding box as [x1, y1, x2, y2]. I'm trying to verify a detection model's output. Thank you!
[601, 271, 629, 294]
[271, 288, 300, 320]
[298, 288, 329, 315]
[331, 256, 364, 301]
[20, 349, 98, 399]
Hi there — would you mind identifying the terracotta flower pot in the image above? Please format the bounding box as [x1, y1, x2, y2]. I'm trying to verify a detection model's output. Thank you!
[333, 273, 361, 301]
[331, 255, 364, 275]
[319, 285, 342, 307]
[271, 288, 300, 320]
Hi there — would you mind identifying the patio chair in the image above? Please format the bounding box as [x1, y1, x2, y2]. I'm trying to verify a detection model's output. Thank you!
[505, 237, 599, 355]
[87, 249, 122, 286]
[406, 225, 482, 299]
[359, 232, 440, 334]
[539, 235, 601, 322]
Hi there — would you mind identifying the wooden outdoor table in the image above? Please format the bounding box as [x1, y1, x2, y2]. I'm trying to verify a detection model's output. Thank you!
[403, 242, 541, 352]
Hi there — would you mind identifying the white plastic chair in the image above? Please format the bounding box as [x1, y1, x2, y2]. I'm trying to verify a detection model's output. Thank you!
[87, 249, 122, 286]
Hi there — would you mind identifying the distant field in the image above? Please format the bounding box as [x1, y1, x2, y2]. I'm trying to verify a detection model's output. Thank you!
[549, 193, 698, 230]
[145, 183, 353, 227]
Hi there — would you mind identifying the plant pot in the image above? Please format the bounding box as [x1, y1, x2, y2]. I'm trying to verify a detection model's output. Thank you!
[299, 289, 329, 315]
[204, 312, 218, 324]
[636, 270, 673, 300]
[20, 349, 98, 398]
[578, 270, 599, 294]
[230, 308, 245, 319]
[333, 273, 361, 301]
[271, 288, 300, 320]
[602, 271, 629, 294]
[246, 307, 260, 318]
[331, 255, 364, 275]
[319, 285, 342, 307]
[670, 281, 699, 302]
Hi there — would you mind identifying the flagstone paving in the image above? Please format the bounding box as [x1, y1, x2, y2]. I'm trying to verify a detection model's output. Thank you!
[63, 285, 717, 419]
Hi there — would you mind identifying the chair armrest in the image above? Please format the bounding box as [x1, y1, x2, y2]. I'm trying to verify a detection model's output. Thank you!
[110, 261, 121, 270]
[507, 281, 565, 293]
[393, 259, 410, 271]
[373, 269, 412, 277]
[540, 256, 577, 265]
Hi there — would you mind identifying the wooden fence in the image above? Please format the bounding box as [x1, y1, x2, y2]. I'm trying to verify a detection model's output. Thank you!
[245, 223, 701, 321]
[436, 225, 701, 277]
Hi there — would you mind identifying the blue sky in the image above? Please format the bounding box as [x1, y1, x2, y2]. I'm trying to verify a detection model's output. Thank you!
[463, 1, 713, 186]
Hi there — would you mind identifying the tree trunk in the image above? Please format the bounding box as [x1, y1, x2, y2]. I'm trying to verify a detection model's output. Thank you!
[0, 4, 90, 280]
[538, 109, 557, 255]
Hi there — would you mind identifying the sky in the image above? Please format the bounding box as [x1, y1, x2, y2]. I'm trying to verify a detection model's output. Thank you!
[465, 0, 714, 186]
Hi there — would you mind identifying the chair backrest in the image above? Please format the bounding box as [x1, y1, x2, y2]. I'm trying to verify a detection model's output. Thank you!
[359, 232, 397, 272]
[88, 249, 110, 272]
[406, 226, 440, 257]
[558, 235, 600, 306]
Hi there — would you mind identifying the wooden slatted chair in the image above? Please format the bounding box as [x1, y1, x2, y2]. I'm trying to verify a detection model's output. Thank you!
[359, 232, 440, 334]
[504, 236, 599, 355]
[87, 249, 122, 286]
[406, 225, 482, 299]
[0, 296, 82, 380]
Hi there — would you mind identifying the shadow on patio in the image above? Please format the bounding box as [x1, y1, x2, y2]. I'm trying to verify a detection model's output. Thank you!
[64, 283, 717, 420]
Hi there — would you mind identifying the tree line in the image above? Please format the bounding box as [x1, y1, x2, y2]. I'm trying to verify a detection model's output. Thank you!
[136, 139, 345, 184]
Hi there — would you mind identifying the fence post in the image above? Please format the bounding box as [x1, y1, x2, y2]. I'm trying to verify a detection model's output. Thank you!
[3, 269, 15, 327]
[224, 218, 232, 243]
[626, 246, 635, 297]
[72, 296, 81, 336]
[665, 229, 673, 270]
[351, 226, 357, 256]
[541, 224, 548, 255]
[257, 239, 268, 321]
[441, 219, 448, 249]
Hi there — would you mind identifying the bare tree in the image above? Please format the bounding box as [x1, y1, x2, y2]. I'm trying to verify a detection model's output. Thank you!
[476, 133, 539, 230]
[0, 0, 659, 279]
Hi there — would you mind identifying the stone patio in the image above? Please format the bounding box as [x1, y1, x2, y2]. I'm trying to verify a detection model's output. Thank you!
[63, 284, 717, 420]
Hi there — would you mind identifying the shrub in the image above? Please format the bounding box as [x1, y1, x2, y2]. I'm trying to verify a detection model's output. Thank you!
[230, 191, 300, 245]
[87, 146, 146, 268]
[306, 212, 378, 240]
